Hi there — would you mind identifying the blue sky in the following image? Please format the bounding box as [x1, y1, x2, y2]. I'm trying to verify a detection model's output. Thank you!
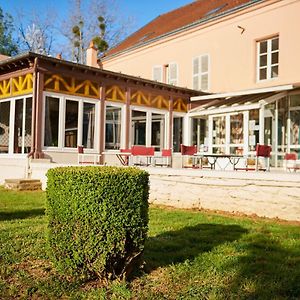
[1, 0, 192, 33]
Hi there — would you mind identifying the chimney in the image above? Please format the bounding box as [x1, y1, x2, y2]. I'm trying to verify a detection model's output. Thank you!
[56, 53, 62, 60]
[86, 40, 98, 68]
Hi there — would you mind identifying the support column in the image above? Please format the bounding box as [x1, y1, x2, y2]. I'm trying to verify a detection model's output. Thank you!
[99, 86, 106, 164]
[125, 87, 131, 149]
[34, 71, 44, 159]
[168, 96, 174, 149]
[259, 105, 265, 145]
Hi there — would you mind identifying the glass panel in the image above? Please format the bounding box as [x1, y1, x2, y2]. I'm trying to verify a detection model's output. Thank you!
[65, 100, 78, 148]
[259, 68, 267, 80]
[83, 103, 95, 149]
[249, 109, 259, 152]
[260, 54, 267, 67]
[132, 110, 146, 146]
[271, 65, 278, 78]
[44, 96, 59, 147]
[277, 98, 288, 153]
[260, 41, 267, 54]
[290, 110, 300, 146]
[0, 101, 10, 153]
[105, 106, 121, 150]
[192, 118, 208, 152]
[230, 113, 243, 144]
[24, 98, 32, 154]
[271, 52, 278, 64]
[272, 37, 279, 51]
[212, 146, 225, 154]
[212, 116, 226, 145]
[173, 117, 183, 152]
[14, 99, 23, 153]
[290, 95, 300, 107]
[151, 113, 164, 151]
[14, 97, 32, 154]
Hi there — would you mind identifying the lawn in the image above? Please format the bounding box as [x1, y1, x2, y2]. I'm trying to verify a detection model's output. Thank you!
[0, 187, 299, 299]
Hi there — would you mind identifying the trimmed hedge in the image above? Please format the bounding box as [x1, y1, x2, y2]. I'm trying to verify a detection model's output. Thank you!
[46, 166, 149, 280]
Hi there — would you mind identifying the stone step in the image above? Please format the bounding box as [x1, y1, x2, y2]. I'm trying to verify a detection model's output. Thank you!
[4, 179, 42, 191]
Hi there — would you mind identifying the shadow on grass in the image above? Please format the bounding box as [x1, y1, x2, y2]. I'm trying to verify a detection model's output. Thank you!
[0, 208, 45, 221]
[223, 232, 300, 299]
[144, 223, 247, 272]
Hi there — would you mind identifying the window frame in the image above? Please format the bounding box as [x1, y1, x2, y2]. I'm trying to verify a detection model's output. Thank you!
[168, 62, 178, 86]
[42, 92, 100, 153]
[256, 35, 279, 82]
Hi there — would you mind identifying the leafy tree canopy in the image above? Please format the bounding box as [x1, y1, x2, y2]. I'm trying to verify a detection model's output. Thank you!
[0, 7, 18, 56]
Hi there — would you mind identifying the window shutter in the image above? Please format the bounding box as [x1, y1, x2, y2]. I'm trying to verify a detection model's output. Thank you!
[193, 58, 199, 90]
[153, 66, 162, 82]
[200, 55, 209, 91]
[168, 63, 178, 85]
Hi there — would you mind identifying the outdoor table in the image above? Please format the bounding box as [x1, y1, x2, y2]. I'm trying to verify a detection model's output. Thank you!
[193, 153, 244, 170]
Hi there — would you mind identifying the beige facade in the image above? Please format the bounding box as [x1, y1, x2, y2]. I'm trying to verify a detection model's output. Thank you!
[103, 0, 300, 93]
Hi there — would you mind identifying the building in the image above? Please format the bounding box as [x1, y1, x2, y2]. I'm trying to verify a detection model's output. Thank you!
[0, 51, 199, 168]
[102, 0, 300, 167]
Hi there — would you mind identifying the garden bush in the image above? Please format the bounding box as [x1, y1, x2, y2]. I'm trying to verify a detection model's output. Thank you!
[46, 166, 149, 280]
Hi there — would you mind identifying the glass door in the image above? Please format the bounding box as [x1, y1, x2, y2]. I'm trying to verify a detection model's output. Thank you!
[13, 97, 32, 154]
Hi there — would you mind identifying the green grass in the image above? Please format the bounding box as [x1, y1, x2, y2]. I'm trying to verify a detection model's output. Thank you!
[0, 186, 299, 299]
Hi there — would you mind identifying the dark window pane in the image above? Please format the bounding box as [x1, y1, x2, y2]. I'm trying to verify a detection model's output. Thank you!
[173, 117, 183, 152]
[259, 68, 267, 80]
[83, 103, 95, 149]
[44, 96, 59, 147]
[260, 41, 267, 53]
[65, 100, 78, 148]
[0, 101, 10, 153]
[260, 54, 267, 67]
[271, 65, 278, 78]
[272, 52, 278, 64]
[132, 110, 146, 146]
[272, 37, 279, 51]
[105, 106, 121, 150]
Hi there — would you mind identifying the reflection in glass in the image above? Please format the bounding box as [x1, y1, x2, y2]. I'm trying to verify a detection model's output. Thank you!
[83, 103, 95, 149]
[44, 96, 59, 147]
[0, 101, 10, 153]
[65, 100, 78, 148]
[14, 97, 32, 154]
[173, 117, 183, 152]
[105, 106, 121, 150]
[152, 113, 164, 151]
[132, 110, 146, 146]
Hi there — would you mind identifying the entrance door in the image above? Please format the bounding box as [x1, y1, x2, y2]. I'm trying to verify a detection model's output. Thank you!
[264, 105, 275, 166]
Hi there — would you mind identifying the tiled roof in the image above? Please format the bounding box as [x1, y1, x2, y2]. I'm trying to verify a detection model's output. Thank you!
[0, 54, 9, 61]
[105, 0, 263, 58]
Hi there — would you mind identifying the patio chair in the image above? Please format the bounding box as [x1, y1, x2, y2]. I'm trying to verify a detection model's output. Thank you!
[180, 144, 197, 168]
[77, 145, 101, 165]
[131, 145, 155, 166]
[284, 152, 300, 172]
[255, 144, 271, 171]
[154, 149, 172, 167]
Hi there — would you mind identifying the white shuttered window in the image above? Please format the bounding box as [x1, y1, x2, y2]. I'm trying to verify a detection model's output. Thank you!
[193, 54, 210, 91]
[168, 63, 178, 86]
[153, 66, 163, 82]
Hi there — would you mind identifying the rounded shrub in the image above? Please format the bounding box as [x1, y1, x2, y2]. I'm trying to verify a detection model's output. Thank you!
[46, 166, 149, 280]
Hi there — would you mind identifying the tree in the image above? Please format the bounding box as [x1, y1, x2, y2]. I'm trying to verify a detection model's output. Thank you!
[16, 10, 56, 55]
[62, 0, 134, 63]
[0, 7, 18, 56]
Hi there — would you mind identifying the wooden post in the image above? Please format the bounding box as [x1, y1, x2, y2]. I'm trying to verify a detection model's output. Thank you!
[168, 96, 174, 149]
[99, 86, 106, 164]
[125, 87, 131, 149]
[34, 71, 44, 159]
